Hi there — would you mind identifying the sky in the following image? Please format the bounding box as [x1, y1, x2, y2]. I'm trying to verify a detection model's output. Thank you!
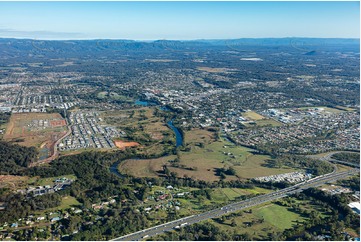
[0, 1, 359, 40]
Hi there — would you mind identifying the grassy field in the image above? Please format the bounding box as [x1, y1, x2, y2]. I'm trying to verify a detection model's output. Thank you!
[58, 196, 81, 210]
[335, 164, 354, 172]
[184, 128, 215, 145]
[209, 187, 271, 203]
[120, 128, 295, 181]
[203, 202, 299, 240]
[119, 155, 177, 178]
[0, 175, 29, 190]
[33, 196, 81, 215]
[97, 91, 108, 98]
[334, 106, 358, 112]
[242, 110, 265, 120]
[253, 203, 303, 230]
[172, 137, 295, 181]
[34, 174, 77, 186]
[203, 197, 330, 240]
[242, 119, 282, 127]
[205, 187, 273, 205]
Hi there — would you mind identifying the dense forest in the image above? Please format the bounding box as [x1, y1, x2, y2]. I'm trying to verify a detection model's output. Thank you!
[0, 141, 38, 174]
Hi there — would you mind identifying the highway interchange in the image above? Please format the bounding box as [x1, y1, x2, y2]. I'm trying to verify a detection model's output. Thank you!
[307, 151, 360, 168]
[112, 164, 359, 241]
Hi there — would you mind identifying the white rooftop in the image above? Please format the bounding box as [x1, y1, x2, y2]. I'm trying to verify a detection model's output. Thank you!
[348, 202, 361, 214]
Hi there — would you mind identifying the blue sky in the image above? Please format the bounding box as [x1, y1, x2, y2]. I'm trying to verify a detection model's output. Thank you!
[0, 1, 359, 40]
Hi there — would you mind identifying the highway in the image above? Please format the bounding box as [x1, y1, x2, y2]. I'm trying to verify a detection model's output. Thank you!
[307, 151, 360, 168]
[112, 168, 359, 241]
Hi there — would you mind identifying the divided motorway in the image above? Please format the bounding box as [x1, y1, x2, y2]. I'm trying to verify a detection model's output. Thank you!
[112, 168, 359, 241]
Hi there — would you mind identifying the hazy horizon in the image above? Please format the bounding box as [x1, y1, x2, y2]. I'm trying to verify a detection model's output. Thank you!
[0, 1, 359, 40]
[0, 37, 360, 42]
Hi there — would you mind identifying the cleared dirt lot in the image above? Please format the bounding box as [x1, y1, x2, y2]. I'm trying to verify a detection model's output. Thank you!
[4, 112, 67, 161]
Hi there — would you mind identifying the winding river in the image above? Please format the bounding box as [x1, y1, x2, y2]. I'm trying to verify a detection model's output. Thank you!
[167, 120, 183, 148]
[110, 100, 183, 178]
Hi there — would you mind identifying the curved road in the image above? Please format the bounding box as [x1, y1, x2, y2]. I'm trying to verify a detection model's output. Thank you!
[307, 151, 360, 168]
[30, 119, 72, 167]
[112, 168, 359, 241]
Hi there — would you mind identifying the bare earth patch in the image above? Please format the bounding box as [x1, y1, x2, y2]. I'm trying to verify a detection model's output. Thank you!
[114, 140, 140, 150]
[197, 67, 237, 73]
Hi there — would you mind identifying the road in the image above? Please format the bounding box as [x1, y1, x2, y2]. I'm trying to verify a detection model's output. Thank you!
[112, 168, 359, 241]
[307, 151, 360, 168]
[29, 120, 72, 167]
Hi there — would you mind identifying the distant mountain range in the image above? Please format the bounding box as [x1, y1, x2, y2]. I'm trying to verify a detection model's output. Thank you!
[0, 37, 358, 58]
[1, 37, 358, 44]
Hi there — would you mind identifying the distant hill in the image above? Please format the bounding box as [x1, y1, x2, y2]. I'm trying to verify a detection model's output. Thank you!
[196, 37, 360, 46]
[0, 37, 358, 58]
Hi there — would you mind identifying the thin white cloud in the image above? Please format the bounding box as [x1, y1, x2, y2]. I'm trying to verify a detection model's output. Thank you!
[0, 28, 86, 40]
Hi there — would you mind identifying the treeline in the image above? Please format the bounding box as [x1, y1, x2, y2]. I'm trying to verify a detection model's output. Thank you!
[269, 155, 334, 176]
[0, 141, 38, 174]
[0, 112, 10, 126]
[153, 222, 251, 241]
[337, 175, 360, 190]
[46, 107, 67, 118]
[331, 152, 360, 164]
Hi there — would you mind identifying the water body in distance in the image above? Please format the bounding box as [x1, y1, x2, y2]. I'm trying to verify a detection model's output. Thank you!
[134, 100, 157, 106]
